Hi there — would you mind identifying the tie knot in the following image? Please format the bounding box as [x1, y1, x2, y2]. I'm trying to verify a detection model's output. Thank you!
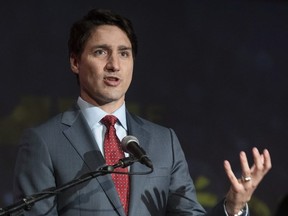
[101, 115, 118, 128]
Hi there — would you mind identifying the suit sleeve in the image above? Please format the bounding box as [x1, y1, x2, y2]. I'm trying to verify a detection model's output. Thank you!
[13, 128, 58, 215]
[165, 128, 206, 215]
[166, 129, 233, 216]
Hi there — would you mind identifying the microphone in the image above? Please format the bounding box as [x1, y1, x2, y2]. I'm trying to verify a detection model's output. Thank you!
[100, 156, 135, 172]
[121, 136, 153, 169]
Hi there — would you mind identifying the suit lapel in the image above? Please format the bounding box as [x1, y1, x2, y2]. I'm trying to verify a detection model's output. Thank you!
[62, 108, 104, 170]
[126, 112, 152, 216]
[61, 106, 125, 216]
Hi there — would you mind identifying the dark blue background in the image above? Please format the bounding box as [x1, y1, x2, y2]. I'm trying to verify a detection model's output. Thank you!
[0, 1, 287, 215]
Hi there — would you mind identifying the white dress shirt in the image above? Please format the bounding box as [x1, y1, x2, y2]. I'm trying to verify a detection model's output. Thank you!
[77, 97, 128, 157]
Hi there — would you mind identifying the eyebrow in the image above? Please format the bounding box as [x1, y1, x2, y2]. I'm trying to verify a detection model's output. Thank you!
[118, 45, 132, 51]
[92, 44, 132, 51]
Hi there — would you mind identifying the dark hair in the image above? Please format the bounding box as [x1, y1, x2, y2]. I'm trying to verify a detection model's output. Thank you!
[68, 9, 138, 58]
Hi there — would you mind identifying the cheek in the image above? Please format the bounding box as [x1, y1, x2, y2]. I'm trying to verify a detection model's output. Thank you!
[127, 63, 134, 78]
[126, 69, 133, 86]
[80, 63, 102, 78]
[78, 68, 102, 88]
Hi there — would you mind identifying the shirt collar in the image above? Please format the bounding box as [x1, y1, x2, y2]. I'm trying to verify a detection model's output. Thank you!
[77, 97, 127, 130]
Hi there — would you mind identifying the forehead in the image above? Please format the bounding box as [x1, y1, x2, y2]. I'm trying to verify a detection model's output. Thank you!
[87, 25, 132, 47]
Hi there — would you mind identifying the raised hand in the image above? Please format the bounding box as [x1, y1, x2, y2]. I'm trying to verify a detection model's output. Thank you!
[223, 147, 272, 215]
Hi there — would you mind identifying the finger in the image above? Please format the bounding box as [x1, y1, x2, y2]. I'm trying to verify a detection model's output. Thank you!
[263, 149, 272, 171]
[252, 147, 263, 170]
[250, 148, 272, 184]
[252, 148, 272, 172]
[250, 163, 256, 174]
[223, 160, 239, 186]
[239, 151, 251, 179]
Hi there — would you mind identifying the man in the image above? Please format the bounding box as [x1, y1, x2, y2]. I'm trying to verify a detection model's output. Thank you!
[13, 8, 271, 216]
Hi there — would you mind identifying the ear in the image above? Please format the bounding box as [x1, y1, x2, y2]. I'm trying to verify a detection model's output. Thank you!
[70, 54, 80, 74]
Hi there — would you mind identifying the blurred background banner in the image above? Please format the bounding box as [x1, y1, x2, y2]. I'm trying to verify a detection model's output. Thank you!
[0, 1, 287, 215]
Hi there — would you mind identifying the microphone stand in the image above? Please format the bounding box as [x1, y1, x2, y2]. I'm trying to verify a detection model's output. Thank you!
[0, 157, 138, 216]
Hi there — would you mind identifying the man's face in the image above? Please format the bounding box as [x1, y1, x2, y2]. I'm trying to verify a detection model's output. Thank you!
[70, 25, 134, 109]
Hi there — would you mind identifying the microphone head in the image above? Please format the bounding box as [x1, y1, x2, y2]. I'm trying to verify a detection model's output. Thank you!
[121, 135, 139, 153]
[121, 135, 153, 169]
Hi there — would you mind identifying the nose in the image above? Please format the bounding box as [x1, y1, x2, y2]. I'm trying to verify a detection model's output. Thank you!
[105, 53, 120, 72]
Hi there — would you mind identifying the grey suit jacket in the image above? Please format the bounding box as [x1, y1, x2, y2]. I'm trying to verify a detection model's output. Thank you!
[13, 104, 227, 216]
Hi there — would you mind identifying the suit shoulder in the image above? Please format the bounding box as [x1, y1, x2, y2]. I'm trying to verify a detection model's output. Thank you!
[21, 112, 68, 140]
[29, 105, 80, 132]
[34, 112, 64, 129]
[128, 112, 171, 132]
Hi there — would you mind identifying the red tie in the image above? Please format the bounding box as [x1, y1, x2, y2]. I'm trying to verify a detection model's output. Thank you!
[101, 115, 130, 215]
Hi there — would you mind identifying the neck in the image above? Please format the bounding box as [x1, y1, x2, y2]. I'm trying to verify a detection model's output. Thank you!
[79, 96, 125, 114]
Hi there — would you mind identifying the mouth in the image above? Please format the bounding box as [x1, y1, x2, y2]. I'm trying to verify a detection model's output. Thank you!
[104, 76, 120, 86]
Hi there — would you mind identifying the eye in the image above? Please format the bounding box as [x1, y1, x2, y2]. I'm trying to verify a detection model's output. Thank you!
[93, 49, 107, 56]
[119, 50, 131, 58]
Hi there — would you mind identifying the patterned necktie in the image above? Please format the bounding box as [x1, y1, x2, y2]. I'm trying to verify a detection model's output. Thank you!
[101, 115, 130, 215]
